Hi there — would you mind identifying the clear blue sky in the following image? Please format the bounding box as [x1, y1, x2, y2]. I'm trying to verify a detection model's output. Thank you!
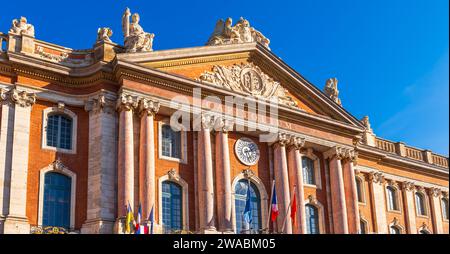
[2, 0, 448, 155]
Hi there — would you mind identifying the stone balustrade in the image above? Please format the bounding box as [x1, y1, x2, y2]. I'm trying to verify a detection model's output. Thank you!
[375, 137, 448, 169]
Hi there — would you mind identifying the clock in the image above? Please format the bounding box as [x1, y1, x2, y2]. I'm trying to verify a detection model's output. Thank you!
[234, 138, 260, 166]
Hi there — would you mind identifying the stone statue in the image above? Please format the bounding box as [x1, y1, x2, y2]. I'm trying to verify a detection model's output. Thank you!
[361, 116, 372, 132]
[121, 7, 155, 52]
[206, 17, 270, 49]
[324, 77, 341, 106]
[96, 27, 113, 43]
[9, 17, 35, 37]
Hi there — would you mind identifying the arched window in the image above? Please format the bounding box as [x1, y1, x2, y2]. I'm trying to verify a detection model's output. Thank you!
[415, 192, 427, 216]
[305, 204, 319, 234]
[161, 181, 183, 232]
[390, 225, 401, 234]
[386, 186, 399, 211]
[442, 198, 449, 220]
[42, 172, 71, 228]
[302, 157, 315, 185]
[356, 177, 364, 203]
[46, 114, 73, 150]
[360, 219, 367, 234]
[161, 124, 181, 159]
[234, 179, 262, 234]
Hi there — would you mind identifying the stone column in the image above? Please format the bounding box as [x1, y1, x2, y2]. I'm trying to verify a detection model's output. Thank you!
[198, 114, 216, 232]
[0, 89, 14, 233]
[273, 133, 292, 234]
[401, 181, 417, 234]
[81, 93, 117, 234]
[324, 146, 348, 234]
[138, 98, 159, 223]
[287, 136, 307, 234]
[2, 88, 36, 233]
[114, 93, 136, 233]
[342, 150, 360, 234]
[368, 171, 387, 234]
[428, 188, 444, 234]
[214, 118, 233, 233]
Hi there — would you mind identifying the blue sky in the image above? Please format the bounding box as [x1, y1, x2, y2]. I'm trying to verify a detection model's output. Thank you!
[2, 0, 448, 155]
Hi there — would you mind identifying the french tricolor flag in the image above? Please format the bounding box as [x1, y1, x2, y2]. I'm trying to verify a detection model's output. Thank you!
[135, 203, 146, 234]
[270, 183, 279, 222]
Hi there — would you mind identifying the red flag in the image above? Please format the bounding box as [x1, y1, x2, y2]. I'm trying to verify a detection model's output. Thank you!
[290, 193, 297, 224]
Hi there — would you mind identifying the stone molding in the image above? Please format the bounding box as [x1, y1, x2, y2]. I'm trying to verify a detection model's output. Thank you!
[289, 136, 305, 150]
[137, 97, 160, 117]
[428, 187, 442, 198]
[116, 93, 138, 112]
[85, 93, 116, 114]
[401, 181, 415, 192]
[0, 88, 36, 107]
[368, 171, 385, 185]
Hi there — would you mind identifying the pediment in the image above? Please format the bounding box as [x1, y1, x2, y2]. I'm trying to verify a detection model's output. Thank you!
[117, 43, 364, 128]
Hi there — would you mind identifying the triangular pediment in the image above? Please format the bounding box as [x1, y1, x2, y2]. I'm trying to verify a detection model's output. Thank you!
[116, 43, 364, 128]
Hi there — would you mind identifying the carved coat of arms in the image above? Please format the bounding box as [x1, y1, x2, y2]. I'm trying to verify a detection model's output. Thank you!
[197, 63, 297, 107]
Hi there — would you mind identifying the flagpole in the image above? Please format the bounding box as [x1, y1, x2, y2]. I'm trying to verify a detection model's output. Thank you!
[265, 180, 275, 233]
[281, 185, 296, 233]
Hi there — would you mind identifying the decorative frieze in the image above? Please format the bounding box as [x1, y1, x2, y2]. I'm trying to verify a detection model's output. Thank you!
[242, 169, 254, 179]
[197, 63, 297, 107]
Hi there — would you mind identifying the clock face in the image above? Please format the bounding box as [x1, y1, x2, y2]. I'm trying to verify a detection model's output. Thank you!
[234, 138, 260, 166]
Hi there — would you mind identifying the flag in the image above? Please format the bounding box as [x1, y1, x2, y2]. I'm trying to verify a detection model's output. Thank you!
[290, 192, 297, 224]
[135, 203, 144, 234]
[125, 201, 134, 234]
[270, 184, 279, 222]
[243, 181, 252, 227]
[148, 205, 154, 234]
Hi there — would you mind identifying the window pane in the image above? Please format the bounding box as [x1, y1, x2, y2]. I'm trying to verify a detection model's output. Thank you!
[46, 114, 73, 150]
[162, 181, 182, 232]
[43, 172, 71, 228]
[442, 198, 449, 220]
[387, 186, 398, 211]
[360, 220, 366, 234]
[162, 125, 181, 159]
[234, 180, 262, 234]
[416, 193, 426, 216]
[306, 204, 319, 234]
[390, 226, 400, 234]
[302, 157, 315, 185]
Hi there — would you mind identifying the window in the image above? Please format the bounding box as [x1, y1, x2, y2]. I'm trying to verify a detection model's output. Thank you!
[161, 181, 182, 232]
[356, 177, 364, 203]
[442, 198, 449, 220]
[234, 179, 262, 234]
[305, 204, 319, 234]
[419, 229, 429, 234]
[390, 226, 401, 234]
[42, 172, 71, 228]
[161, 124, 182, 159]
[415, 192, 427, 216]
[46, 114, 73, 150]
[360, 220, 367, 234]
[302, 157, 315, 185]
[387, 186, 399, 211]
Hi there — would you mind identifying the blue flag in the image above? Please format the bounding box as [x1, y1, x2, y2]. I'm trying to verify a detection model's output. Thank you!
[243, 181, 252, 226]
[148, 205, 154, 234]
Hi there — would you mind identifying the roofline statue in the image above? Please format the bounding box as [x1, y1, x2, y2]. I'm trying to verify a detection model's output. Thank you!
[121, 7, 155, 53]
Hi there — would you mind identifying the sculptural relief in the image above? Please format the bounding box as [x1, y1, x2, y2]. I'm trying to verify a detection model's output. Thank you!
[197, 63, 297, 107]
[206, 17, 270, 49]
[122, 8, 155, 52]
[97, 27, 113, 43]
[324, 77, 342, 106]
[9, 17, 35, 37]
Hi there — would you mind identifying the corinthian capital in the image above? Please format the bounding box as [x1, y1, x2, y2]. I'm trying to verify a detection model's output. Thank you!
[85, 93, 116, 114]
[276, 132, 290, 147]
[214, 117, 233, 133]
[1, 88, 36, 107]
[344, 149, 358, 163]
[138, 98, 160, 117]
[401, 181, 415, 192]
[289, 136, 305, 150]
[428, 187, 442, 198]
[368, 171, 384, 184]
[116, 93, 137, 112]
[323, 146, 347, 160]
[201, 113, 216, 130]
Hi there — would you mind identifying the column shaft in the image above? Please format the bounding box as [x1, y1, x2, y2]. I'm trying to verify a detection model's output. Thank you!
[215, 130, 232, 232]
[273, 139, 292, 234]
[328, 156, 348, 234]
[343, 160, 360, 233]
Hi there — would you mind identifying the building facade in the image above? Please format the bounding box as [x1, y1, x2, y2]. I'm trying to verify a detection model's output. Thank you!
[0, 11, 448, 234]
